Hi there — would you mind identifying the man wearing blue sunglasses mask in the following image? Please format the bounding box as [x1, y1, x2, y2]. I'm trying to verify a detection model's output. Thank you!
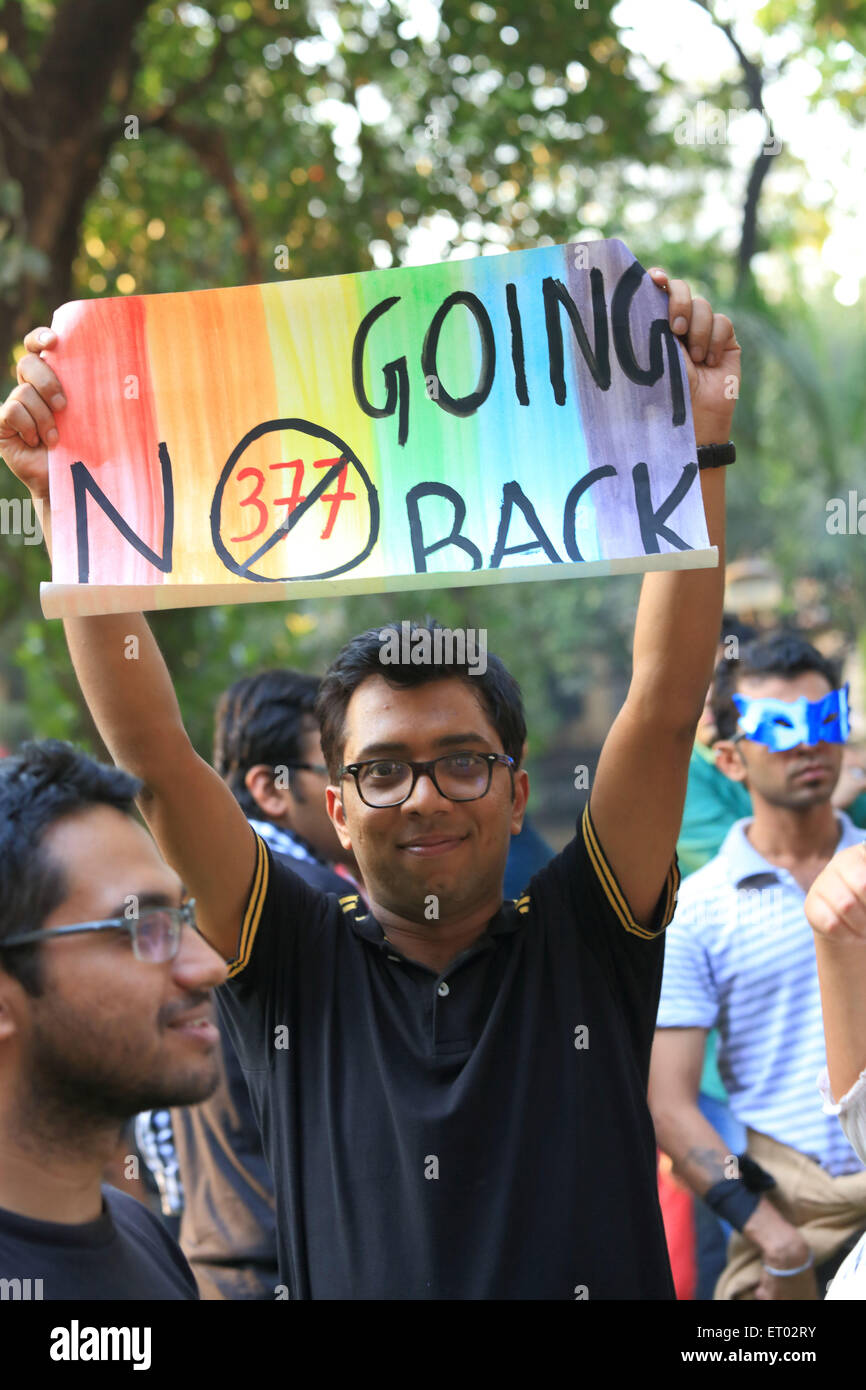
[651, 633, 866, 1301]
[731, 683, 851, 755]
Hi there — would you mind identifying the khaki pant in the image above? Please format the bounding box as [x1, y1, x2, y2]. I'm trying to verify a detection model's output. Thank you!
[714, 1127, 866, 1300]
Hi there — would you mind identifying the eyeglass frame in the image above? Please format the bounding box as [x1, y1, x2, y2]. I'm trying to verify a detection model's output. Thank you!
[338, 752, 515, 807]
[0, 900, 197, 963]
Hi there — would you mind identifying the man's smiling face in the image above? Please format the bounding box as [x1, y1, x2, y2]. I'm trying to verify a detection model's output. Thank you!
[325, 675, 528, 925]
[1, 805, 227, 1128]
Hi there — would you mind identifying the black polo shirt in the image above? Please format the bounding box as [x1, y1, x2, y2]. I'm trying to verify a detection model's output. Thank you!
[215, 803, 679, 1300]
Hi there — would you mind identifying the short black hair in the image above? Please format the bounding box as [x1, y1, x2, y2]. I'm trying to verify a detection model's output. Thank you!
[0, 741, 142, 996]
[711, 631, 840, 742]
[213, 669, 321, 819]
[315, 617, 527, 783]
[719, 612, 758, 650]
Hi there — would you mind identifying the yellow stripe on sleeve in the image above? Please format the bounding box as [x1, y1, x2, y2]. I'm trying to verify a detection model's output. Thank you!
[581, 803, 679, 940]
[226, 833, 270, 979]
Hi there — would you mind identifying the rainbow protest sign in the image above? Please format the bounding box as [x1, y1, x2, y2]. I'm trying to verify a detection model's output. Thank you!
[41, 237, 716, 618]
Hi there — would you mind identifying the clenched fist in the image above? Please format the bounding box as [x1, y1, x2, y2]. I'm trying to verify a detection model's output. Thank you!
[805, 843, 866, 943]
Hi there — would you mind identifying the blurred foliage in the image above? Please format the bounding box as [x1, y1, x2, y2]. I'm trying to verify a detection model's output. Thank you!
[758, 0, 866, 120]
[22, 0, 678, 303]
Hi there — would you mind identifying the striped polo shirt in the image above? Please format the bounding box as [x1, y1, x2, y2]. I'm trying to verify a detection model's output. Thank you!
[657, 811, 864, 1176]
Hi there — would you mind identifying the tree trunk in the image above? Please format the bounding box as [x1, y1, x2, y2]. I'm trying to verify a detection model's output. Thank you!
[0, 0, 152, 373]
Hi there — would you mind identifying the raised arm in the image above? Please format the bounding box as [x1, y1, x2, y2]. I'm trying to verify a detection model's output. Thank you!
[589, 270, 739, 927]
[804, 843, 866, 1099]
[0, 329, 256, 962]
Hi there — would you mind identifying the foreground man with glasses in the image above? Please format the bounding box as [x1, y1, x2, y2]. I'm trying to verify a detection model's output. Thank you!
[0, 267, 739, 1298]
[0, 741, 227, 1298]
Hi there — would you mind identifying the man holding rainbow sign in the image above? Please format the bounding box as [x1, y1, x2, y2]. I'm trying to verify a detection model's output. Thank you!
[0, 248, 740, 1298]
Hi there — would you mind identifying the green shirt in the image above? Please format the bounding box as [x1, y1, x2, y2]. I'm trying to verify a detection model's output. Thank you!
[677, 740, 752, 879]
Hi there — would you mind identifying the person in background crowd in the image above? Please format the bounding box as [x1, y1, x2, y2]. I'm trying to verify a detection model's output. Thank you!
[0, 741, 225, 1299]
[134, 1107, 184, 1239]
[669, 619, 866, 1297]
[140, 668, 365, 1299]
[833, 737, 866, 826]
[214, 669, 365, 897]
[805, 832, 866, 1298]
[669, 613, 755, 1298]
[502, 799, 556, 900]
[677, 614, 757, 877]
[650, 633, 866, 1300]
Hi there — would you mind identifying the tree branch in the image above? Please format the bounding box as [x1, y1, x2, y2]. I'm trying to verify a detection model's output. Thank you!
[152, 113, 263, 283]
[738, 145, 775, 290]
[0, 0, 28, 61]
[692, 0, 764, 106]
[690, 0, 780, 292]
[106, 26, 232, 136]
[0, 100, 49, 152]
[34, 0, 153, 134]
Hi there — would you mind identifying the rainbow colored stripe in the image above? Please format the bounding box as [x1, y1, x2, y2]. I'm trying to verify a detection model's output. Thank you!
[43, 237, 713, 617]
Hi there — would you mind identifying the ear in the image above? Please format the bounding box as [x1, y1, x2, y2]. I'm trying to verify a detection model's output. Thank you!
[244, 764, 293, 821]
[510, 768, 530, 835]
[713, 739, 749, 785]
[325, 784, 354, 852]
[0, 973, 24, 1044]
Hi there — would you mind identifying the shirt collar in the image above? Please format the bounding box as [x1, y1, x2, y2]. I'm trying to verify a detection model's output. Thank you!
[721, 810, 862, 887]
[348, 897, 525, 951]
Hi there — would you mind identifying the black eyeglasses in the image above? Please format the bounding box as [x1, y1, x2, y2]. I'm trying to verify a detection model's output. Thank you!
[339, 752, 515, 808]
[0, 901, 197, 964]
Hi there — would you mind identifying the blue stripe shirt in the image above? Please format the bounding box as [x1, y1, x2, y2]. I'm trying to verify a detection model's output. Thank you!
[657, 811, 865, 1176]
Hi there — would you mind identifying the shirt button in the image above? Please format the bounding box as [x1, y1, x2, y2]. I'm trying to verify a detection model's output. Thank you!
[437, 981, 450, 997]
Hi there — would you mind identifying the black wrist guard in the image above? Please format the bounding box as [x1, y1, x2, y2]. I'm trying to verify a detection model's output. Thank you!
[697, 441, 736, 469]
[702, 1177, 761, 1231]
[702, 1152, 776, 1231]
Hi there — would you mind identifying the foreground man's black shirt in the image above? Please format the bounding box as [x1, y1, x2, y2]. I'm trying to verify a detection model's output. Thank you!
[216, 804, 679, 1300]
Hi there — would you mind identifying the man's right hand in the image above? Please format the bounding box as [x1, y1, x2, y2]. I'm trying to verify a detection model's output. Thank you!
[805, 843, 866, 944]
[743, 1200, 817, 1300]
[0, 326, 65, 501]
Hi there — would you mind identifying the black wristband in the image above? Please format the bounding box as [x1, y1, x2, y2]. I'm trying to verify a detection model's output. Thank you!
[738, 1153, 777, 1194]
[702, 1176, 761, 1231]
[697, 441, 736, 470]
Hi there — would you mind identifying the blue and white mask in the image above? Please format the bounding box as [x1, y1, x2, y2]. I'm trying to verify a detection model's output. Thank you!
[731, 684, 850, 752]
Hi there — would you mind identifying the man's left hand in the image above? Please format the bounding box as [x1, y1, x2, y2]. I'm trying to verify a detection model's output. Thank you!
[648, 267, 741, 447]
